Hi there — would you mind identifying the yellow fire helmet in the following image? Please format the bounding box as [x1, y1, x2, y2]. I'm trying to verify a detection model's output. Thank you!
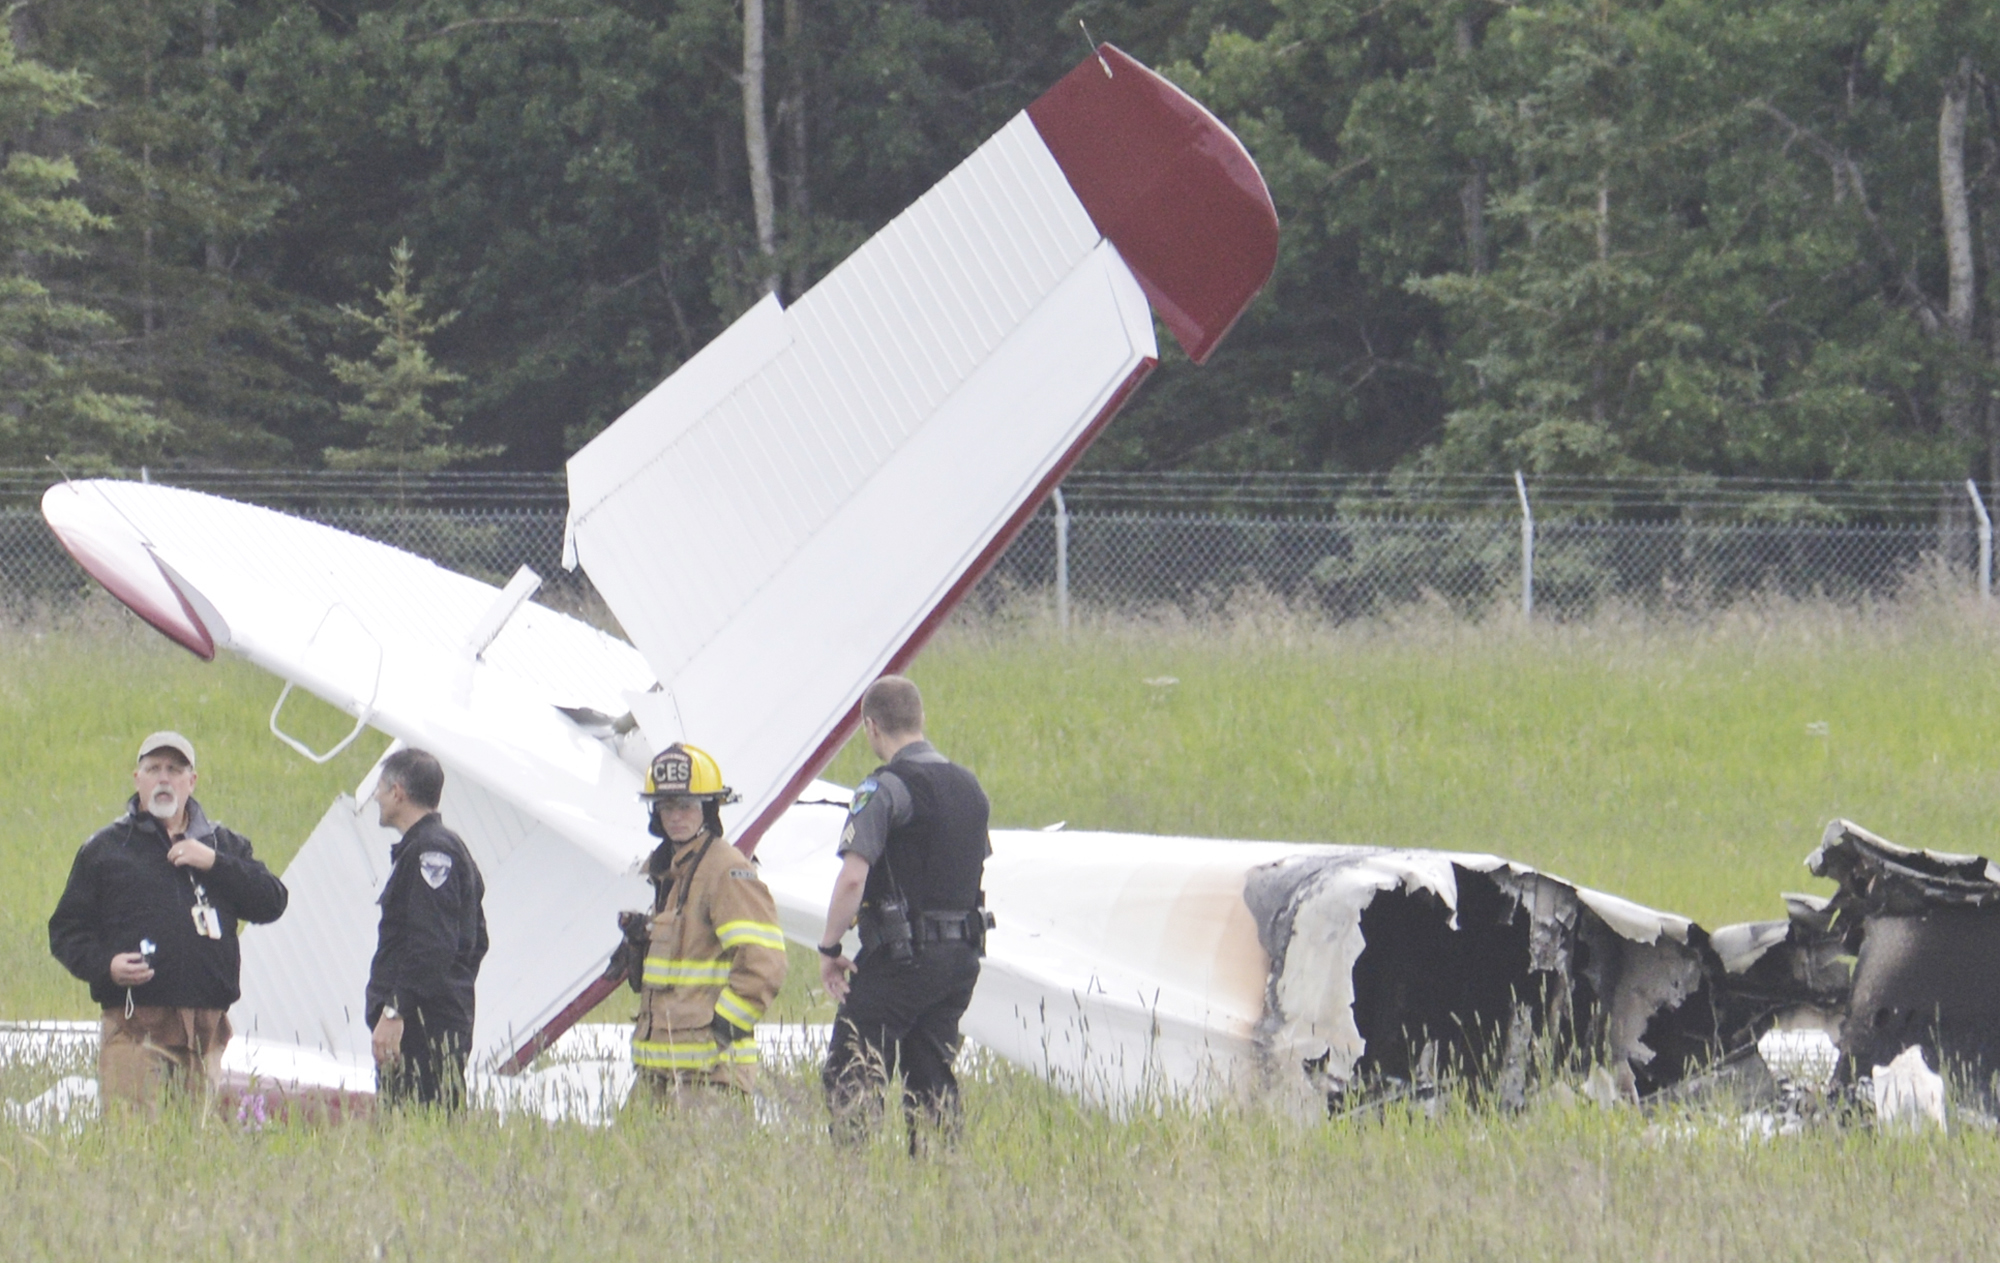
[641, 742, 740, 803]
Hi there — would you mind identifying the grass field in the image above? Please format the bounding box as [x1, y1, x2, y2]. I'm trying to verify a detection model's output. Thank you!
[6, 590, 2000, 1257]
[1, 1057, 1998, 1260]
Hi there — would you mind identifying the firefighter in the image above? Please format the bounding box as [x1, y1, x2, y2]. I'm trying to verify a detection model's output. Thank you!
[627, 742, 787, 1098]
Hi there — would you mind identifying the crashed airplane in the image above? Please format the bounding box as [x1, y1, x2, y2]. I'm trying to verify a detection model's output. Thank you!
[28, 45, 1965, 1122]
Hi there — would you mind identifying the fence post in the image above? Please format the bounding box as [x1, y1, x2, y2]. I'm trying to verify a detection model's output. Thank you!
[1052, 485, 1070, 631]
[1969, 479, 1992, 602]
[1514, 470, 1534, 619]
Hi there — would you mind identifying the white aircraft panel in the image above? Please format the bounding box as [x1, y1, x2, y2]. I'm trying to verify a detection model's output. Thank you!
[234, 795, 382, 1058]
[567, 112, 1150, 844]
[236, 756, 652, 1070]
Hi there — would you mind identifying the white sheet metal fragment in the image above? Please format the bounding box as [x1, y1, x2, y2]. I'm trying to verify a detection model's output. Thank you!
[1872, 1045, 1948, 1131]
[1459, 853, 1694, 946]
[1576, 887, 1694, 945]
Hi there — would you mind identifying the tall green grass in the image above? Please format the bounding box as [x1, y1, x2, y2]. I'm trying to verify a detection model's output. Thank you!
[0, 1055, 1996, 1260]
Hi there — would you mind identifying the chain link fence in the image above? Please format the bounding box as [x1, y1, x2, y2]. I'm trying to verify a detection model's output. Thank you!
[981, 513, 1961, 618]
[4, 471, 1994, 622]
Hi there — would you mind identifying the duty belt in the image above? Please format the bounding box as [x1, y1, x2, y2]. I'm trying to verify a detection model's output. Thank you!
[916, 910, 979, 943]
[858, 907, 994, 956]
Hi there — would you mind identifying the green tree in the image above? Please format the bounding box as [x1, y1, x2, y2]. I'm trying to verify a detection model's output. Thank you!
[37, 0, 2000, 484]
[1163, 0, 1998, 481]
[1080, 0, 1473, 474]
[323, 240, 492, 480]
[0, 25, 156, 466]
[27, 0, 318, 465]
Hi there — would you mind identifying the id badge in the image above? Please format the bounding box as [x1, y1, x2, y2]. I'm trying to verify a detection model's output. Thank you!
[192, 904, 222, 939]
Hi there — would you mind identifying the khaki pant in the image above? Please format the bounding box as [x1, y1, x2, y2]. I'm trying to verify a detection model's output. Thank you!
[634, 1060, 757, 1106]
[100, 1006, 231, 1114]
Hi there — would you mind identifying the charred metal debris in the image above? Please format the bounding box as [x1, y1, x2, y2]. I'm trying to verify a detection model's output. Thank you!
[1241, 822, 2000, 1115]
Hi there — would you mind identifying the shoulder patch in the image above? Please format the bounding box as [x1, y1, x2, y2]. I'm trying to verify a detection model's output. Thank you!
[418, 850, 454, 889]
[848, 778, 878, 816]
[728, 868, 756, 881]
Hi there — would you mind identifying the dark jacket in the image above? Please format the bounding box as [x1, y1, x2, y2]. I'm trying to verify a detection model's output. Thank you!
[48, 796, 289, 1010]
[365, 813, 488, 1030]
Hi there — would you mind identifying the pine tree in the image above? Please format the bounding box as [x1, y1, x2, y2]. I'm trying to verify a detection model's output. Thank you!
[323, 240, 495, 484]
[0, 30, 156, 467]
[27, 0, 315, 466]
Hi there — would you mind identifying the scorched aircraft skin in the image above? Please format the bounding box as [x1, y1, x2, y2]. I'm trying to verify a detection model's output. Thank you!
[37, 46, 1819, 1113]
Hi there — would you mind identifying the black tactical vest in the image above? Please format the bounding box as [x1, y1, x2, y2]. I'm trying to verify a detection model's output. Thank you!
[863, 755, 989, 917]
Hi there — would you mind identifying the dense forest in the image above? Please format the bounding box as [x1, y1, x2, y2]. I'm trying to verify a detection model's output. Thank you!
[3, 0, 2000, 482]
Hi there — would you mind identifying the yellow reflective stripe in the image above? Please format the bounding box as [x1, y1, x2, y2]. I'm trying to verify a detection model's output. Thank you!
[716, 920, 785, 951]
[631, 1038, 760, 1069]
[642, 957, 730, 987]
[713, 987, 763, 1030]
[642, 957, 730, 975]
[632, 1038, 720, 1070]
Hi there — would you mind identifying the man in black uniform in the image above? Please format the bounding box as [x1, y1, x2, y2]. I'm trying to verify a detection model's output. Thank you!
[48, 731, 289, 1112]
[817, 676, 991, 1149]
[365, 747, 488, 1110]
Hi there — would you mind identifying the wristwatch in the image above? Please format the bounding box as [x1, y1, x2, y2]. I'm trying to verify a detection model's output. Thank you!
[381, 1005, 400, 1021]
[817, 942, 843, 959]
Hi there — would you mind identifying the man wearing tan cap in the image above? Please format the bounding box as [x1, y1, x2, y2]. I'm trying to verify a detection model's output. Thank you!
[48, 731, 289, 1113]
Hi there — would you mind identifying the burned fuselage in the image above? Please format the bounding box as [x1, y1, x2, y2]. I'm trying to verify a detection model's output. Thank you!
[1243, 849, 1736, 1108]
[1243, 821, 2000, 1112]
[1807, 821, 2000, 1099]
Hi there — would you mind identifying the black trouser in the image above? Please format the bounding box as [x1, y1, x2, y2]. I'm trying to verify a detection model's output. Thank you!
[378, 1002, 471, 1112]
[823, 941, 980, 1150]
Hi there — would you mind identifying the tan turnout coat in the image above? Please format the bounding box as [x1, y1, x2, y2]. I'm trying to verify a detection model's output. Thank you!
[634, 831, 787, 1090]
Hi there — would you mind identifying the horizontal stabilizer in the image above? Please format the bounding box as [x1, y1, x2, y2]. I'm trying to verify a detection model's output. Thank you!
[567, 47, 1277, 852]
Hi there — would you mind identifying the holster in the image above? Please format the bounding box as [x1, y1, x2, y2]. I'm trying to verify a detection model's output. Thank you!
[914, 908, 997, 956]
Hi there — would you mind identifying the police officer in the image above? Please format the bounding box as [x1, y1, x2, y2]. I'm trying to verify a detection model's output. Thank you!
[365, 747, 488, 1110]
[818, 675, 991, 1149]
[49, 731, 289, 1113]
[626, 742, 787, 1098]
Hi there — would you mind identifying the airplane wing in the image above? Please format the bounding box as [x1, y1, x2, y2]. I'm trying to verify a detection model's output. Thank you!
[564, 44, 1279, 851]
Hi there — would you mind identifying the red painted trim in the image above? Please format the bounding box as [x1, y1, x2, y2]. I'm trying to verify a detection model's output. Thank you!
[1027, 45, 1279, 366]
[149, 556, 216, 661]
[498, 970, 623, 1077]
[43, 501, 215, 661]
[736, 357, 1157, 858]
